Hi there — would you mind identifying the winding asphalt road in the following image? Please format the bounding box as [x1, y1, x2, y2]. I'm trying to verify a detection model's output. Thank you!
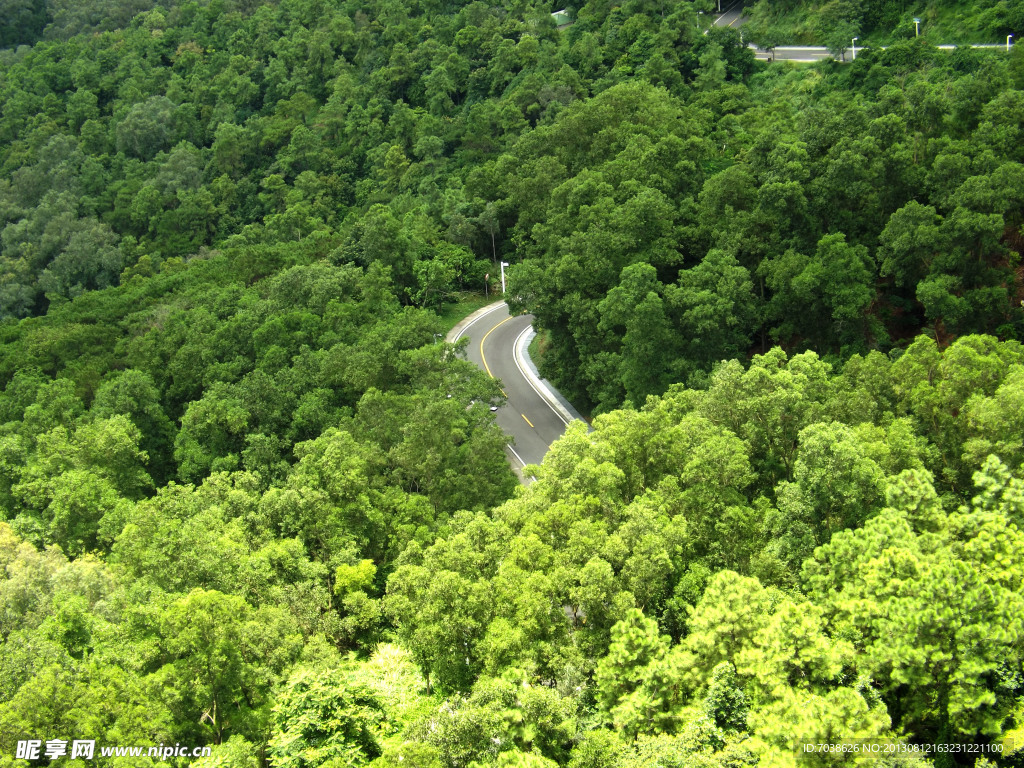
[752, 42, 1012, 62]
[713, 0, 746, 28]
[448, 302, 580, 481]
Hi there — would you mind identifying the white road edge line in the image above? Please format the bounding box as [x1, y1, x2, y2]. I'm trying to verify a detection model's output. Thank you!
[505, 442, 535, 486]
[450, 301, 507, 343]
[513, 325, 573, 427]
[447, 301, 569, 482]
[448, 302, 534, 480]
[506, 443, 528, 467]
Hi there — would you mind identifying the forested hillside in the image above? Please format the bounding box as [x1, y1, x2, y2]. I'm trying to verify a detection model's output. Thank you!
[744, 0, 1024, 47]
[1, 0, 1024, 765]
[503, 46, 1024, 411]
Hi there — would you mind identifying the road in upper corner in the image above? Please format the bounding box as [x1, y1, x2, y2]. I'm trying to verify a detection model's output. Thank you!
[755, 46, 837, 61]
[713, 0, 747, 28]
[449, 302, 575, 479]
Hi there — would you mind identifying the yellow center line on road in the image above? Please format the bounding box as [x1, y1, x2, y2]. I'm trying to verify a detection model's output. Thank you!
[479, 315, 515, 378]
[521, 413, 534, 428]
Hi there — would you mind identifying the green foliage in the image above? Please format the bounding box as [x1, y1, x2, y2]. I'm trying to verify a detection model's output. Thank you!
[595, 609, 678, 737]
[335, 560, 377, 597]
[702, 662, 748, 732]
[400, 677, 577, 768]
[155, 588, 303, 743]
[803, 458, 1024, 740]
[269, 668, 384, 768]
[382, 333, 1024, 763]
[1, 0, 1024, 764]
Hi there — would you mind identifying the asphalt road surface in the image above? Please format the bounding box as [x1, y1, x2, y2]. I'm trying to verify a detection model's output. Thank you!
[451, 303, 574, 479]
[714, 0, 746, 28]
[751, 43, 1009, 63]
[754, 45, 839, 62]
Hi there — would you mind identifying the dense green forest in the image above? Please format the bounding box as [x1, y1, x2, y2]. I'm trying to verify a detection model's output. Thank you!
[1, 0, 1024, 765]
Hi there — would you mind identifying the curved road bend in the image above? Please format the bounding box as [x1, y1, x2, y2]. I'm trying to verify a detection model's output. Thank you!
[449, 302, 575, 481]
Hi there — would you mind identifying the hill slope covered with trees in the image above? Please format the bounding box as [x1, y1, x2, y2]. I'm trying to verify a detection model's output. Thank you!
[1, 0, 1024, 765]
[743, 0, 1023, 48]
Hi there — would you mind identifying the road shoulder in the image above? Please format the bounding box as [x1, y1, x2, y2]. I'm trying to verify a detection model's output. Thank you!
[513, 326, 588, 427]
[446, 300, 507, 343]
